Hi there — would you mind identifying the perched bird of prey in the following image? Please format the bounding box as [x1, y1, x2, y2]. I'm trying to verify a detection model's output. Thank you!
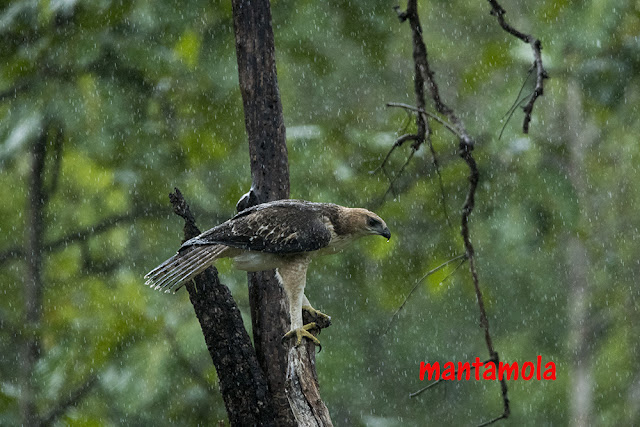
[145, 199, 390, 346]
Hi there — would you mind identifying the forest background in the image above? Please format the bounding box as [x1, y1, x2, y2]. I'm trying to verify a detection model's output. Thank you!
[1, 0, 639, 425]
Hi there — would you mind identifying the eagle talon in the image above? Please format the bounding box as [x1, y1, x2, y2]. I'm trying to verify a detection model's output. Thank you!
[302, 305, 332, 329]
[283, 323, 321, 349]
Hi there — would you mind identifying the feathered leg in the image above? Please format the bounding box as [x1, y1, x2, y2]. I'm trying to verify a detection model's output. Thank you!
[276, 257, 320, 347]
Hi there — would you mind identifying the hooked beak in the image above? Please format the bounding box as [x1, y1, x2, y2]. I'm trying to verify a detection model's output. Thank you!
[380, 227, 391, 240]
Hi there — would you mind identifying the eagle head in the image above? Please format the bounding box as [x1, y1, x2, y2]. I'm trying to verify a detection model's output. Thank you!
[346, 208, 391, 240]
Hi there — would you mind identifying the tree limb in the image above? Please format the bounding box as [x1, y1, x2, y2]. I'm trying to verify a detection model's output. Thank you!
[487, 0, 548, 133]
[0, 205, 165, 267]
[38, 375, 99, 427]
[169, 188, 276, 425]
[391, 1, 510, 423]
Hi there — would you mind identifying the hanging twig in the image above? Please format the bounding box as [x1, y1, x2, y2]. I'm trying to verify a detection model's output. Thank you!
[386, 103, 460, 138]
[383, 254, 466, 336]
[425, 127, 453, 229]
[370, 133, 420, 175]
[499, 67, 534, 139]
[381, 147, 418, 200]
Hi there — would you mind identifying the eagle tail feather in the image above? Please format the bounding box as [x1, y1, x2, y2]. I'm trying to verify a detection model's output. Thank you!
[155, 246, 222, 291]
[149, 248, 213, 291]
[145, 245, 226, 293]
[146, 246, 221, 291]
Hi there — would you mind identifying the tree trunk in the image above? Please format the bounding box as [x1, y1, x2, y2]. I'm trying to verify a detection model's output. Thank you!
[231, 0, 332, 425]
[21, 127, 47, 426]
[565, 78, 594, 427]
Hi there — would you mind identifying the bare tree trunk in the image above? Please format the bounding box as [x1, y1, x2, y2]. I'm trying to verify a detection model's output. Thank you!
[565, 78, 594, 427]
[232, 0, 332, 425]
[231, 0, 293, 423]
[21, 128, 47, 426]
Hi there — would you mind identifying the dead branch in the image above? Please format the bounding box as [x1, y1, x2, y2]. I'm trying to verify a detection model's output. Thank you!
[389, 1, 511, 424]
[170, 188, 275, 425]
[384, 103, 453, 226]
[487, 0, 548, 133]
[285, 345, 333, 426]
[169, 188, 276, 425]
[386, 103, 460, 139]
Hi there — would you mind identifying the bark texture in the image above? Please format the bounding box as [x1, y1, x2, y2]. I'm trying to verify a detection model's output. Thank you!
[170, 188, 276, 425]
[232, 0, 331, 424]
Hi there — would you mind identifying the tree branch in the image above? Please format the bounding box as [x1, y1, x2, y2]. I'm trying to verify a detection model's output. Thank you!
[460, 141, 510, 425]
[486, 0, 548, 133]
[370, 133, 420, 175]
[38, 375, 99, 427]
[386, 103, 460, 140]
[401, 1, 474, 146]
[391, 1, 510, 423]
[169, 188, 276, 425]
[0, 205, 165, 267]
[384, 254, 466, 336]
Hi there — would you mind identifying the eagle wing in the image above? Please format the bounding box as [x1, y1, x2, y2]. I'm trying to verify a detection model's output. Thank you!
[180, 200, 335, 254]
[145, 200, 336, 293]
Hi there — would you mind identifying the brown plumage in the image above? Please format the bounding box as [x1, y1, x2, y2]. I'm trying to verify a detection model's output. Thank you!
[145, 199, 390, 346]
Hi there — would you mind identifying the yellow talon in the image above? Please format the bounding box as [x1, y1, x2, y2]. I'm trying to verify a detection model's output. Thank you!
[302, 305, 332, 329]
[283, 322, 321, 348]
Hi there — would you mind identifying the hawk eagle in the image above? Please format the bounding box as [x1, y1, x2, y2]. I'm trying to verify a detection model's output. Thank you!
[145, 199, 390, 346]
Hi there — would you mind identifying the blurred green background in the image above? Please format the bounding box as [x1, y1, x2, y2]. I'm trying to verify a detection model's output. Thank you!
[1, 0, 639, 425]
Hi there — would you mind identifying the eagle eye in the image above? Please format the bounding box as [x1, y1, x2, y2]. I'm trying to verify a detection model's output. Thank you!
[367, 216, 380, 228]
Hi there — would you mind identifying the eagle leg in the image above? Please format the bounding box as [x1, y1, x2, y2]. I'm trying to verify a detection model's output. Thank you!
[282, 322, 321, 348]
[276, 258, 326, 348]
[302, 305, 332, 330]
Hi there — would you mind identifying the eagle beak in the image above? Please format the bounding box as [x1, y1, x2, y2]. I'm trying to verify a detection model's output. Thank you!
[380, 227, 391, 240]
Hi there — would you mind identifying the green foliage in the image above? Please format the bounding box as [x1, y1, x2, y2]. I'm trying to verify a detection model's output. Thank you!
[1, 0, 639, 425]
